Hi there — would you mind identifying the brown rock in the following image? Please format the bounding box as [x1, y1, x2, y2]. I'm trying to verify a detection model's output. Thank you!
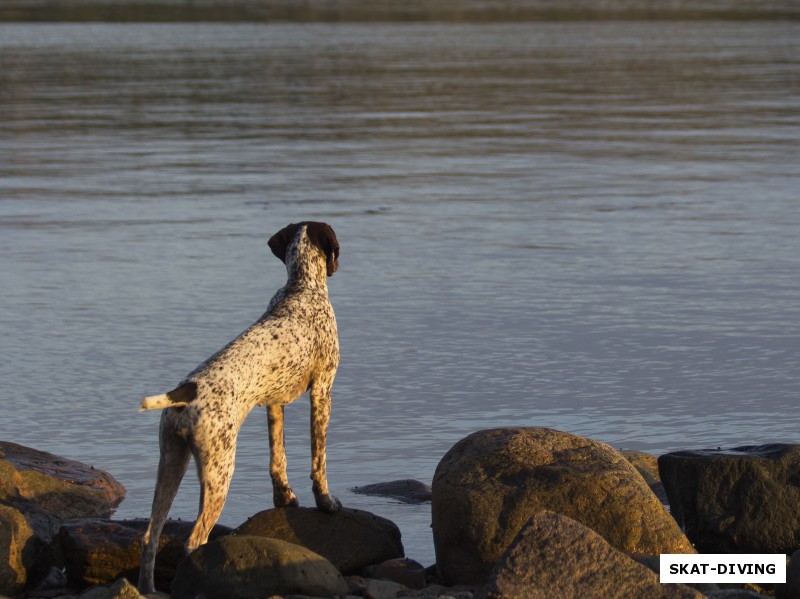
[659, 444, 800, 553]
[0, 441, 125, 520]
[170, 535, 348, 599]
[476, 510, 703, 599]
[621, 449, 669, 504]
[432, 427, 695, 585]
[234, 507, 403, 574]
[0, 503, 36, 596]
[365, 557, 426, 588]
[58, 518, 231, 590]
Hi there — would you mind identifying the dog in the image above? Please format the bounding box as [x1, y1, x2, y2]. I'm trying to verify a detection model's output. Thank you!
[137, 221, 342, 594]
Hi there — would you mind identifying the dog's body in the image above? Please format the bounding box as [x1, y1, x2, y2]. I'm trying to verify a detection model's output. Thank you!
[138, 222, 341, 594]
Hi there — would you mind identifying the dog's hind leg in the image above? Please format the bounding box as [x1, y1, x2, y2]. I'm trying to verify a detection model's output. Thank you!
[138, 417, 190, 594]
[309, 381, 341, 513]
[185, 434, 236, 554]
[267, 404, 299, 507]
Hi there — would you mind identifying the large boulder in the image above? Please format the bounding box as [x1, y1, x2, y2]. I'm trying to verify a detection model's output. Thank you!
[234, 507, 403, 574]
[621, 449, 669, 505]
[170, 535, 348, 599]
[58, 518, 231, 590]
[659, 444, 800, 553]
[0, 441, 125, 520]
[476, 511, 703, 599]
[432, 428, 695, 585]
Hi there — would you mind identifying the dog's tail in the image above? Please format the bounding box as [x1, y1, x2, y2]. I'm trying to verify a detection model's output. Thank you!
[139, 381, 198, 412]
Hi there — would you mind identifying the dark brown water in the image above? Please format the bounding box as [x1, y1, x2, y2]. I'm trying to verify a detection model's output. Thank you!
[1, 15, 799, 563]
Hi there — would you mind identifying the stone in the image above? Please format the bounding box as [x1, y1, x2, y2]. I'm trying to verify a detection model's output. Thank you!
[234, 507, 404, 574]
[362, 577, 407, 599]
[432, 427, 695, 585]
[79, 578, 145, 599]
[659, 443, 800, 553]
[352, 480, 432, 503]
[475, 510, 703, 599]
[0, 502, 36, 596]
[364, 557, 426, 588]
[170, 535, 348, 599]
[58, 518, 231, 590]
[0, 441, 125, 520]
[775, 549, 800, 599]
[621, 449, 669, 504]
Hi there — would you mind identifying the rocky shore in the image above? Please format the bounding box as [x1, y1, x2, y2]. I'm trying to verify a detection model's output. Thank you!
[3, 429, 800, 599]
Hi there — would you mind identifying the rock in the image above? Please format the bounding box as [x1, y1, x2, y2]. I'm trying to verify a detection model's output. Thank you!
[659, 443, 800, 553]
[432, 427, 695, 585]
[362, 577, 407, 599]
[352, 480, 432, 503]
[58, 518, 231, 590]
[365, 558, 426, 589]
[234, 507, 404, 574]
[775, 549, 800, 599]
[0, 502, 37, 596]
[79, 578, 145, 599]
[475, 510, 703, 599]
[170, 535, 348, 599]
[0, 441, 125, 520]
[706, 591, 772, 599]
[621, 449, 669, 504]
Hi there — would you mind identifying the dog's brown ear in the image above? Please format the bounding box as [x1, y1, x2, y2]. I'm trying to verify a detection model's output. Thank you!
[268, 222, 302, 263]
[305, 222, 340, 276]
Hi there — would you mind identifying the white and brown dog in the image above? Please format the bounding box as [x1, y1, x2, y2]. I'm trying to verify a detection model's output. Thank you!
[138, 221, 341, 594]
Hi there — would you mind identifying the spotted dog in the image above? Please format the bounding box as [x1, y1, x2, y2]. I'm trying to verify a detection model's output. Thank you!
[137, 221, 341, 594]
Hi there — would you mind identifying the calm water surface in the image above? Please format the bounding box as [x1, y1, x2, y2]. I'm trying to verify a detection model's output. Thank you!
[1, 20, 799, 564]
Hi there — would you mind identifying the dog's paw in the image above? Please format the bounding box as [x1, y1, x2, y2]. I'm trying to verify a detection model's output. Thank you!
[273, 486, 299, 508]
[314, 492, 342, 514]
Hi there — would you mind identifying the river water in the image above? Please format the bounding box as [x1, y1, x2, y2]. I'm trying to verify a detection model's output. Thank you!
[1, 15, 799, 565]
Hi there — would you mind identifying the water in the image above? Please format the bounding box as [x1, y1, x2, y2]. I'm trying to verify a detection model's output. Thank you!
[1, 16, 799, 566]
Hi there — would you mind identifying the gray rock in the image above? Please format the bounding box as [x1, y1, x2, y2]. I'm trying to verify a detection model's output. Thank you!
[475, 510, 703, 599]
[58, 518, 231, 590]
[659, 443, 800, 553]
[170, 535, 348, 599]
[432, 427, 695, 586]
[352, 480, 432, 503]
[234, 507, 404, 574]
[0, 441, 125, 520]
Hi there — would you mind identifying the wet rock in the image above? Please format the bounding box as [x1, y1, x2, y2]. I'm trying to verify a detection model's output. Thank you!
[0, 441, 125, 520]
[621, 449, 669, 504]
[234, 507, 403, 574]
[352, 480, 432, 503]
[364, 557, 426, 589]
[170, 535, 348, 599]
[475, 510, 703, 599]
[432, 427, 695, 586]
[57, 518, 231, 590]
[659, 443, 800, 553]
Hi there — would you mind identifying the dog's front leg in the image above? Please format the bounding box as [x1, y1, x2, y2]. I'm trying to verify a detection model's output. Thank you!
[309, 382, 341, 513]
[267, 404, 299, 507]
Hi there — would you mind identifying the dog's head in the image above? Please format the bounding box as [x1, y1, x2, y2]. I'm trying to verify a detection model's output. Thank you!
[268, 221, 339, 277]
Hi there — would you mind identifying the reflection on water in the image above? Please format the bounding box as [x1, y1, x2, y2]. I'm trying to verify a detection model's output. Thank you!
[1, 18, 799, 564]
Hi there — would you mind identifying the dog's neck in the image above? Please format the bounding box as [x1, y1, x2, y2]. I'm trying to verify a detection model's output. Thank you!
[285, 239, 329, 290]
